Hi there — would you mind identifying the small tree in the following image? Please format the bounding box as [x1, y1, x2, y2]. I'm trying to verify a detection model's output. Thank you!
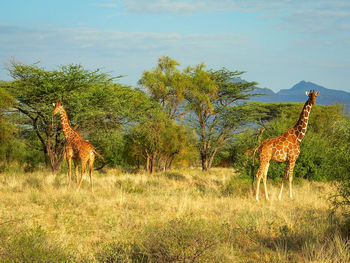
[328, 116, 350, 212]
[0, 83, 19, 165]
[139, 56, 187, 120]
[124, 108, 190, 173]
[184, 65, 258, 170]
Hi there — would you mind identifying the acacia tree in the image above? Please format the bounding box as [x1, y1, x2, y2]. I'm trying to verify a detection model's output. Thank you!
[137, 56, 192, 171]
[184, 64, 258, 170]
[139, 56, 187, 120]
[140, 57, 259, 171]
[6, 61, 128, 172]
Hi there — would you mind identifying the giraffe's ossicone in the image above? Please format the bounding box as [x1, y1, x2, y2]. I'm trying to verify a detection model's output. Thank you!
[254, 90, 319, 201]
[52, 102, 105, 189]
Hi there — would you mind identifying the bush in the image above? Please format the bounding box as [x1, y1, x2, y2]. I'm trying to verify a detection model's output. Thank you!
[220, 176, 253, 197]
[97, 217, 231, 263]
[0, 226, 73, 262]
[160, 171, 186, 181]
[114, 178, 145, 194]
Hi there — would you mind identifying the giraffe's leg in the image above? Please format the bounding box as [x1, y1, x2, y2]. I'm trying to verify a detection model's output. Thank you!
[262, 163, 270, 200]
[67, 157, 72, 187]
[77, 158, 87, 190]
[278, 160, 296, 200]
[73, 158, 79, 184]
[288, 161, 296, 199]
[88, 153, 95, 191]
[255, 168, 262, 201]
[255, 160, 269, 201]
[66, 146, 73, 187]
[278, 162, 291, 200]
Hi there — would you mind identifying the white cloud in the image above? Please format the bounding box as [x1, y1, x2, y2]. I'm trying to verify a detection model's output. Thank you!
[121, 0, 350, 35]
[0, 24, 251, 84]
[279, 8, 350, 34]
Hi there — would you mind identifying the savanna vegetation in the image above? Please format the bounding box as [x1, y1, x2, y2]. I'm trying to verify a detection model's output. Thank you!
[0, 57, 349, 262]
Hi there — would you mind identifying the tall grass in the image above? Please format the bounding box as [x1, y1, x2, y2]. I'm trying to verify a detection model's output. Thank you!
[0, 168, 348, 262]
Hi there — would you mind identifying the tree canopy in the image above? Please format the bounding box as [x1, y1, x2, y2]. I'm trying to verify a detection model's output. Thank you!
[5, 61, 151, 172]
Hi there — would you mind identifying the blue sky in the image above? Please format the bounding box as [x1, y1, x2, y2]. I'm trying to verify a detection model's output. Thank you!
[1, 0, 350, 92]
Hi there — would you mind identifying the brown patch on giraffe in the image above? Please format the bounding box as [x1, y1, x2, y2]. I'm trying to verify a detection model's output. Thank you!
[288, 137, 295, 143]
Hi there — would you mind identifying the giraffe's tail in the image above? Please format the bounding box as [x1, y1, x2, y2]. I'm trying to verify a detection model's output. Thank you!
[93, 149, 106, 170]
[245, 127, 265, 193]
[245, 144, 262, 194]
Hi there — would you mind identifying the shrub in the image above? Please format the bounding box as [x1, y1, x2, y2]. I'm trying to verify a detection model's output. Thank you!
[0, 226, 74, 262]
[220, 176, 253, 198]
[114, 178, 145, 194]
[97, 217, 230, 262]
[23, 174, 43, 190]
[160, 171, 186, 181]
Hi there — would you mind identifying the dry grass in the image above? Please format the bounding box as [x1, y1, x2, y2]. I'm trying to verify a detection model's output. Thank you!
[0, 167, 348, 262]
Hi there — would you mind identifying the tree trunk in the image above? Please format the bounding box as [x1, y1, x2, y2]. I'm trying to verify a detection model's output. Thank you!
[46, 137, 65, 173]
[201, 152, 209, 171]
[201, 147, 219, 171]
[150, 152, 157, 174]
[207, 149, 218, 170]
[146, 154, 151, 173]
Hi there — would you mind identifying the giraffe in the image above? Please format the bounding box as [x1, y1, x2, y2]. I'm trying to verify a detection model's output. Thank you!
[255, 90, 319, 201]
[52, 102, 104, 189]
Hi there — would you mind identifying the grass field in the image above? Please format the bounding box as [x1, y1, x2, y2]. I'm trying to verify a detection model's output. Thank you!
[0, 167, 349, 262]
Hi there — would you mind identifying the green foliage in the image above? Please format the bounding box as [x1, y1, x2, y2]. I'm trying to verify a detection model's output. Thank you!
[183, 65, 259, 170]
[139, 56, 187, 119]
[0, 84, 16, 152]
[140, 57, 262, 171]
[0, 83, 36, 171]
[328, 116, 350, 213]
[123, 108, 194, 172]
[5, 61, 122, 171]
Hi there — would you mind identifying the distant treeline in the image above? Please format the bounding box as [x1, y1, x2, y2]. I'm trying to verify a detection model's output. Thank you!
[0, 57, 349, 184]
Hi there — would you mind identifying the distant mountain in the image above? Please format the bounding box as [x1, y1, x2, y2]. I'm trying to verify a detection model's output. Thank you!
[251, 81, 350, 111]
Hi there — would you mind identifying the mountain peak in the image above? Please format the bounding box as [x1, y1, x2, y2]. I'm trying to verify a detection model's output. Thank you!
[252, 81, 350, 111]
[291, 80, 324, 91]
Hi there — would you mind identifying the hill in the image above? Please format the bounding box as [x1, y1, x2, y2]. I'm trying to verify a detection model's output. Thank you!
[252, 81, 350, 111]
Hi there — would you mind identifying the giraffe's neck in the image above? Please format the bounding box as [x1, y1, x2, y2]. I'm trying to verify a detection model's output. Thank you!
[58, 108, 81, 142]
[294, 100, 313, 143]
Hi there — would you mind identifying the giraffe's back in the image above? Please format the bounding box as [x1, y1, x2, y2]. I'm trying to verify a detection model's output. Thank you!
[259, 129, 299, 163]
[70, 139, 95, 159]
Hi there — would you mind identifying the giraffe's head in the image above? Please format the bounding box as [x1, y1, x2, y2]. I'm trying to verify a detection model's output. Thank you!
[52, 102, 63, 116]
[305, 90, 319, 105]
